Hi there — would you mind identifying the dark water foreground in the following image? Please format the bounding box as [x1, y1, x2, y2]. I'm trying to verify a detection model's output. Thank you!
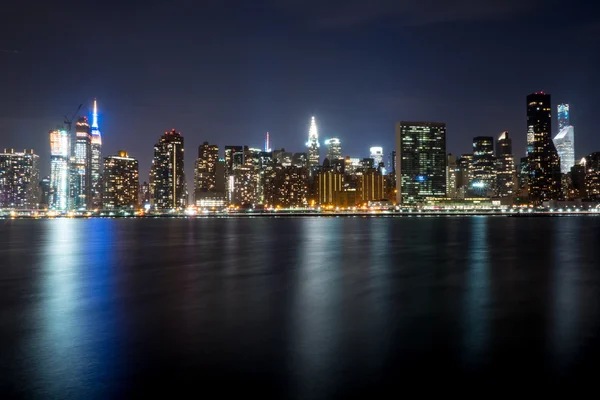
[1, 217, 599, 398]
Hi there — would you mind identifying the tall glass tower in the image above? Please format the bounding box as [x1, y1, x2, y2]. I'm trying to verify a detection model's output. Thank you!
[91, 99, 103, 208]
[527, 92, 561, 204]
[395, 121, 447, 204]
[553, 103, 575, 174]
[72, 116, 92, 210]
[324, 138, 342, 161]
[49, 129, 71, 211]
[306, 116, 320, 168]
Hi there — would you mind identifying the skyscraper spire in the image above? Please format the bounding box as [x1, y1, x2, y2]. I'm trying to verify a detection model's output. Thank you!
[306, 116, 320, 168]
[92, 98, 99, 129]
[265, 132, 271, 152]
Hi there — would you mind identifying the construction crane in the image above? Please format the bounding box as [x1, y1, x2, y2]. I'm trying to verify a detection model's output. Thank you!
[64, 103, 82, 132]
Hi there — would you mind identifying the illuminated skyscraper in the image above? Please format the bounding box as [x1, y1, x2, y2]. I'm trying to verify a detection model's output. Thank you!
[395, 122, 446, 204]
[553, 104, 575, 174]
[306, 116, 320, 168]
[264, 132, 271, 153]
[90, 99, 102, 207]
[0, 149, 40, 209]
[324, 138, 342, 161]
[446, 154, 458, 199]
[102, 151, 139, 209]
[194, 142, 226, 208]
[527, 93, 561, 204]
[470, 136, 496, 196]
[150, 129, 186, 209]
[71, 116, 92, 209]
[496, 131, 516, 197]
[370, 146, 384, 167]
[49, 129, 71, 211]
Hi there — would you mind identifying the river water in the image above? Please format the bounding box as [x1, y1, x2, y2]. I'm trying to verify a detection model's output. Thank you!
[1, 217, 599, 397]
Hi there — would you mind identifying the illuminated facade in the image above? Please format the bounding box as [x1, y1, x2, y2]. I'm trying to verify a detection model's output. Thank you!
[496, 131, 516, 197]
[0, 149, 40, 209]
[264, 166, 309, 207]
[102, 151, 139, 209]
[71, 116, 92, 210]
[306, 116, 320, 168]
[446, 154, 458, 199]
[150, 129, 186, 209]
[194, 142, 219, 194]
[324, 138, 342, 161]
[470, 136, 496, 196]
[49, 129, 71, 211]
[370, 146, 384, 167]
[526, 93, 561, 204]
[358, 168, 384, 203]
[90, 99, 102, 207]
[395, 122, 447, 204]
[316, 169, 344, 205]
[553, 104, 575, 174]
[224, 145, 243, 172]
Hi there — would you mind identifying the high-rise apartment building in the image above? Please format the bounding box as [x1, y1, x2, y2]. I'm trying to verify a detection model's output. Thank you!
[194, 142, 219, 193]
[395, 122, 447, 204]
[526, 93, 561, 204]
[224, 145, 243, 172]
[316, 169, 344, 205]
[150, 129, 186, 209]
[553, 104, 575, 174]
[306, 116, 320, 168]
[90, 99, 103, 207]
[358, 168, 384, 203]
[496, 131, 516, 197]
[72, 116, 92, 209]
[264, 166, 309, 208]
[49, 129, 71, 211]
[0, 149, 40, 209]
[324, 138, 342, 161]
[102, 151, 139, 209]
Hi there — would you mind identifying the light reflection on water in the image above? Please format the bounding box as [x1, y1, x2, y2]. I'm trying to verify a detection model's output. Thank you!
[1, 217, 600, 397]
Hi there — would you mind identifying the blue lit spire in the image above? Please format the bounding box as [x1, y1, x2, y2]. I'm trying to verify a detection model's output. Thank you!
[92, 98, 99, 129]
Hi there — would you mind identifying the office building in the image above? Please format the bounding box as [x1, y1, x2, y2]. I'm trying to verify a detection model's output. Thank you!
[102, 151, 139, 209]
[446, 154, 458, 199]
[470, 136, 496, 196]
[71, 116, 92, 210]
[395, 121, 447, 204]
[224, 146, 243, 172]
[553, 104, 575, 174]
[39, 176, 51, 209]
[150, 129, 186, 209]
[49, 129, 71, 211]
[526, 93, 561, 204]
[0, 149, 40, 209]
[306, 116, 320, 168]
[292, 152, 308, 168]
[496, 131, 516, 197]
[90, 99, 103, 207]
[324, 138, 342, 161]
[370, 146, 384, 167]
[139, 181, 150, 207]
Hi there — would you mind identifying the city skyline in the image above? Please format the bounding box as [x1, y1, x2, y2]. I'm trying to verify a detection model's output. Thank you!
[1, 1, 598, 186]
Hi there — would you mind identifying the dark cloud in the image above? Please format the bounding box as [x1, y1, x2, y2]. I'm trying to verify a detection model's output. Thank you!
[275, 0, 541, 28]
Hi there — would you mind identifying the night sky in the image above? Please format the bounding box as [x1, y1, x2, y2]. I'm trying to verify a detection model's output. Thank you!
[1, 0, 599, 183]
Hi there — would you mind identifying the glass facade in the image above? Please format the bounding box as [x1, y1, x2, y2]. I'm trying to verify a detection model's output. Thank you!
[553, 104, 575, 174]
[324, 138, 342, 161]
[496, 131, 515, 197]
[149, 129, 186, 209]
[395, 122, 447, 204]
[72, 116, 92, 210]
[526, 93, 561, 204]
[49, 129, 71, 211]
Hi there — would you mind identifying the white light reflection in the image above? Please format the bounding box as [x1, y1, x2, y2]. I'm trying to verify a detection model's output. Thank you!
[290, 218, 342, 398]
[462, 217, 490, 366]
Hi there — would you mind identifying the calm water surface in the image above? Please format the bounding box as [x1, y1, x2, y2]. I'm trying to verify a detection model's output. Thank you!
[1, 217, 600, 397]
